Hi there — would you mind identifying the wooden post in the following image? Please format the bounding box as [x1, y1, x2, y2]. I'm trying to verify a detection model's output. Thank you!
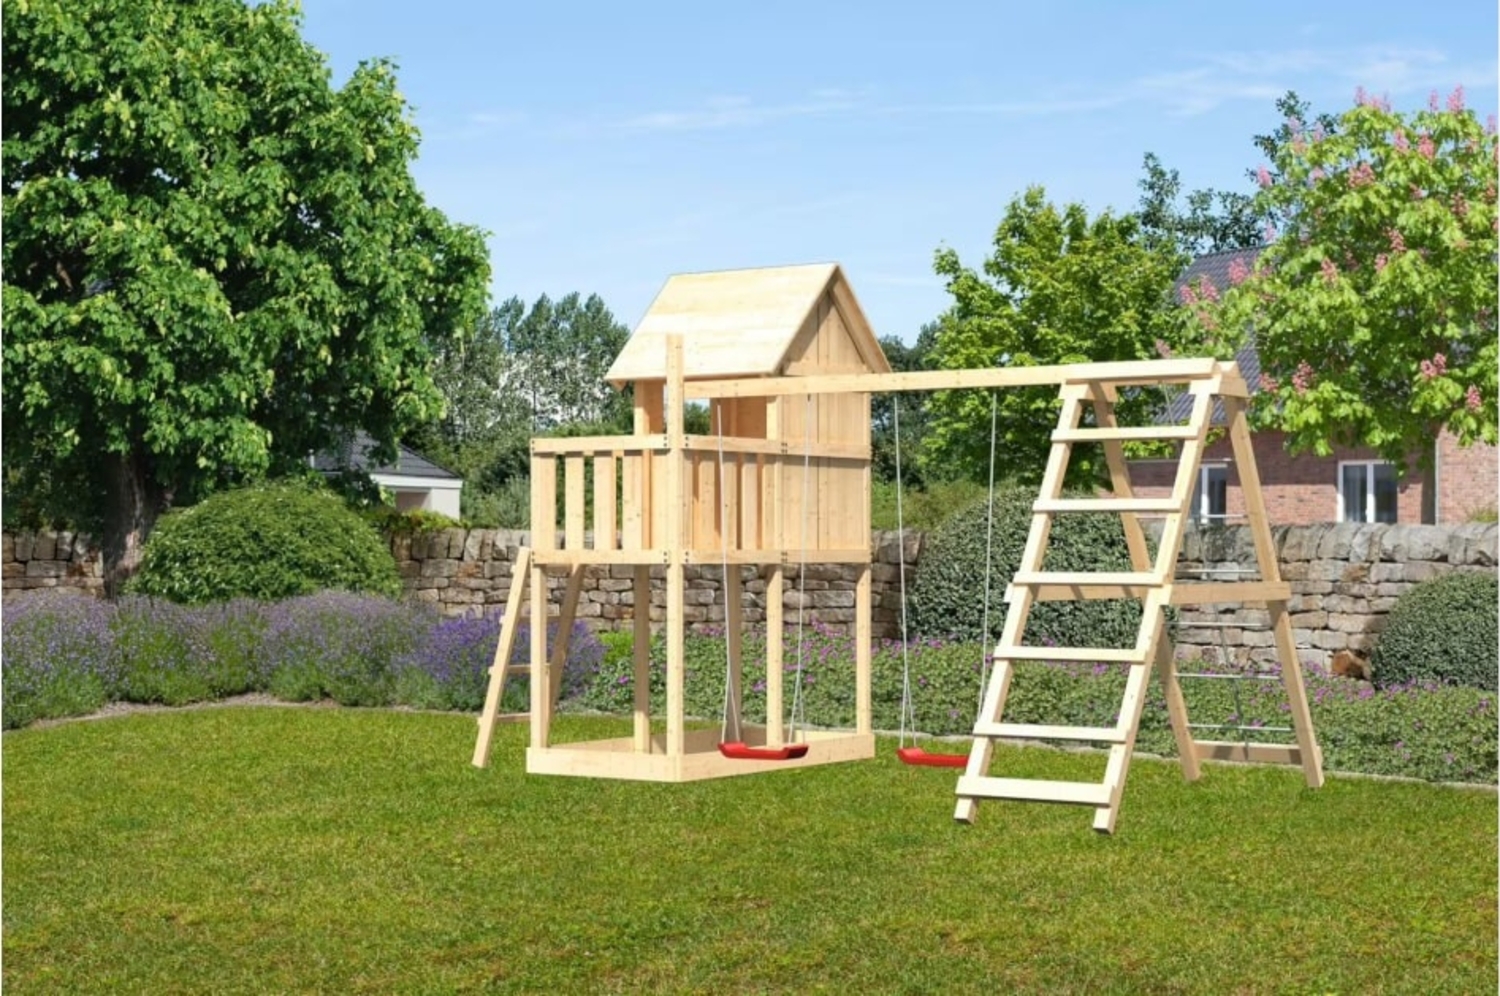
[1225, 396, 1325, 788]
[632, 565, 652, 753]
[529, 453, 556, 750]
[664, 334, 688, 760]
[472, 548, 531, 768]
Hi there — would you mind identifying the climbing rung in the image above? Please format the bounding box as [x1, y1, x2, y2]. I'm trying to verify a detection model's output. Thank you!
[992, 644, 1146, 663]
[1012, 571, 1164, 588]
[1052, 425, 1199, 442]
[488, 664, 532, 675]
[1034, 497, 1182, 514]
[956, 775, 1112, 807]
[971, 721, 1125, 743]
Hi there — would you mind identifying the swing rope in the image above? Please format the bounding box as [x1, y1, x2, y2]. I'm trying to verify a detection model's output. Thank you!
[715, 400, 809, 761]
[786, 393, 814, 740]
[896, 391, 999, 768]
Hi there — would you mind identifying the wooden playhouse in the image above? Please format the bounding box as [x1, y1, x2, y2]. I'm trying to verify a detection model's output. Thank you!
[473, 263, 891, 781]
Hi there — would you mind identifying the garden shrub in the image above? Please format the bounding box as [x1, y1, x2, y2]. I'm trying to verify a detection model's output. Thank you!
[1, 591, 114, 729]
[906, 487, 1156, 648]
[394, 612, 605, 713]
[263, 592, 435, 707]
[1370, 571, 1499, 691]
[129, 480, 402, 604]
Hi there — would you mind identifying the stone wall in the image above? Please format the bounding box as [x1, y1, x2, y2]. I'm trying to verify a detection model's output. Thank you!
[6, 523, 1494, 669]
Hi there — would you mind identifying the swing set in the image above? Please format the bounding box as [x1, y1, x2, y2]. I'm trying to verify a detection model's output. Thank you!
[471, 263, 1324, 833]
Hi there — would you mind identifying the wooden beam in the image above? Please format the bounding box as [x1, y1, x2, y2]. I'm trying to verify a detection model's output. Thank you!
[472, 548, 532, 768]
[683, 358, 1228, 400]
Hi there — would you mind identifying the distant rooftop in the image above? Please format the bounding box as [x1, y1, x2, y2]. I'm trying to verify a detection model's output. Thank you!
[312, 430, 460, 480]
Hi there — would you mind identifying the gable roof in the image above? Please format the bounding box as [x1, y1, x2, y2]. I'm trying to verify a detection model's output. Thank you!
[604, 262, 891, 387]
[1163, 245, 1267, 425]
[313, 430, 461, 481]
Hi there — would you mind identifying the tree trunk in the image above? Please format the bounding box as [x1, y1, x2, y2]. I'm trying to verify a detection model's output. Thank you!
[101, 450, 165, 598]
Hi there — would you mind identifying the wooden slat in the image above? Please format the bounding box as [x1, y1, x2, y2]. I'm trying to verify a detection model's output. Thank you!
[564, 456, 585, 550]
[680, 435, 870, 460]
[682, 547, 870, 565]
[592, 455, 617, 551]
[530, 456, 556, 551]
[1013, 583, 1156, 602]
[1034, 497, 1182, 513]
[534, 548, 668, 566]
[1170, 581, 1291, 604]
[683, 357, 1227, 400]
[1052, 425, 1199, 442]
[971, 721, 1125, 743]
[956, 775, 1112, 807]
[991, 644, 1146, 663]
[532, 434, 668, 454]
[1193, 741, 1305, 765]
[1012, 571, 1165, 588]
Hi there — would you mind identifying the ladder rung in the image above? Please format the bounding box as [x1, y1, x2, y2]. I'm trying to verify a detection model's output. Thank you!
[956, 775, 1112, 807]
[1176, 672, 1282, 681]
[992, 645, 1146, 663]
[1052, 425, 1199, 442]
[972, 721, 1125, 743]
[1034, 497, 1182, 514]
[489, 664, 532, 674]
[1013, 571, 1164, 588]
[1188, 723, 1293, 733]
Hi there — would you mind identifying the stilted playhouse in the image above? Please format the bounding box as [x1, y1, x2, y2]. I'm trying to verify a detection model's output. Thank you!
[473, 262, 1324, 832]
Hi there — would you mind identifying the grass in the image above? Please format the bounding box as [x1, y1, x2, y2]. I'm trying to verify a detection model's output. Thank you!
[4, 708, 1496, 995]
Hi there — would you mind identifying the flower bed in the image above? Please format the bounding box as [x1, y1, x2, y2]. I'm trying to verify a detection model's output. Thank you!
[3, 594, 1493, 784]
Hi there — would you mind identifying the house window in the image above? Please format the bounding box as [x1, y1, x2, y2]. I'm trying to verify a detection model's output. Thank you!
[1338, 461, 1398, 523]
[1192, 464, 1228, 522]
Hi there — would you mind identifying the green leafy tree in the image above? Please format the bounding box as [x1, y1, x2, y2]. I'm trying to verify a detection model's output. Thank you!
[3, 0, 490, 592]
[1136, 152, 1264, 259]
[1185, 87, 1498, 463]
[504, 292, 633, 431]
[926, 186, 1183, 486]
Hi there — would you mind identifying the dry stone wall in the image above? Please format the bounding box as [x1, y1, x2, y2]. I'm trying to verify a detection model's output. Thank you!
[5, 523, 1493, 669]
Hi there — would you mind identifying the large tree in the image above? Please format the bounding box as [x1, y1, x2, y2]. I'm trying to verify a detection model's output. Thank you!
[1136, 152, 1264, 259]
[925, 186, 1183, 486]
[1184, 87, 1497, 464]
[501, 292, 633, 431]
[3, 0, 490, 592]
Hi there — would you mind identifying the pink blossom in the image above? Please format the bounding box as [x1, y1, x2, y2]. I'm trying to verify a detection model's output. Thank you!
[1292, 361, 1314, 395]
[1291, 137, 1306, 155]
[1179, 283, 1199, 305]
[1429, 89, 1441, 111]
[1417, 133, 1436, 159]
[1488, 114, 1497, 135]
[1195, 308, 1219, 332]
[1466, 385, 1483, 412]
[1312, 123, 1326, 142]
[1420, 359, 1436, 380]
[1263, 221, 1277, 243]
[1432, 353, 1448, 376]
[1453, 194, 1468, 218]
[1388, 228, 1407, 253]
[1258, 373, 1279, 393]
[1355, 86, 1368, 106]
[1376, 94, 1391, 112]
[1410, 184, 1425, 200]
[1448, 85, 1465, 113]
[1393, 129, 1409, 152]
[1320, 258, 1339, 285]
[1256, 165, 1273, 188]
[1310, 167, 1325, 182]
[1374, 253, 1389, 272]
[1348, 162, 1376, 187]
[1155, 338, 1173, 358]
[1198, 279, 1220, 303]
[1227, 257, 1250, 285]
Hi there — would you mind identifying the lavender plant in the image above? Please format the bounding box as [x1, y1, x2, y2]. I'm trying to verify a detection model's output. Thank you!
[1, 591, 114, 728]
[263, 592, 436, 707]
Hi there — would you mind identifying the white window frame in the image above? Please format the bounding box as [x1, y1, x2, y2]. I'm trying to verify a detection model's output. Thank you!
[1192, 463, 1229, 523]
[1336, 460, 1398, 524]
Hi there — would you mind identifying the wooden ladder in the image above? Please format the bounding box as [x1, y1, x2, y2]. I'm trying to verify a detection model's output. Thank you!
[953, 368, 1324, 833]
[471, 548, 535, 768]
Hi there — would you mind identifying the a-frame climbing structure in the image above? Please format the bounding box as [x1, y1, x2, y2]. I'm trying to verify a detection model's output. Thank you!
[951, 362, 1324, 833]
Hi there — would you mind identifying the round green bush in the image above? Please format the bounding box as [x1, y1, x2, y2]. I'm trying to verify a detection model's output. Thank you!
[129, 482, 403, 604]
[906, 486, 1159, 649]
[1371, 571, 1498, 690]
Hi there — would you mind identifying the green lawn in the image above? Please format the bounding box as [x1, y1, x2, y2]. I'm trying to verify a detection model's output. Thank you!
[4, 708, 1495, 995]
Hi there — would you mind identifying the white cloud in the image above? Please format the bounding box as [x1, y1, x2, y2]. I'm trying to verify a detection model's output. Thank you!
[614, 89, 872, 132]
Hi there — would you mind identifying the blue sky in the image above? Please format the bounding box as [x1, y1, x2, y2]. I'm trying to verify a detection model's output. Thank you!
[298, 1, 1498, 344]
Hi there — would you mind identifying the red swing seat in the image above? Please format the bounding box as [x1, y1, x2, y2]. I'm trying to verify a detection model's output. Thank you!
[718, 741, 810, 761]
[897, 745, 969, 768]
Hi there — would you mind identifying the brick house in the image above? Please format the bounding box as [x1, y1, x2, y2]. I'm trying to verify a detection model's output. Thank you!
[1127, 247, 1497, 525]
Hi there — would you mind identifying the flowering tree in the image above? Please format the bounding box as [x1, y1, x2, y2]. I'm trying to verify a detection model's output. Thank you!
[1183, 87, 1497, 464]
